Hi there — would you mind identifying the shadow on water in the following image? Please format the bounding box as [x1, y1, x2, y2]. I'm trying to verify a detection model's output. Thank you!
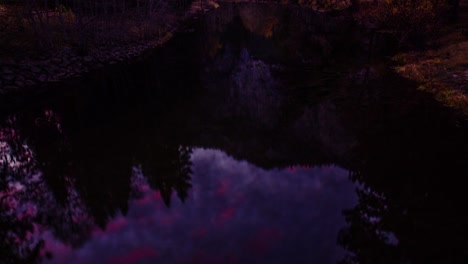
[1, 3, 468, 263]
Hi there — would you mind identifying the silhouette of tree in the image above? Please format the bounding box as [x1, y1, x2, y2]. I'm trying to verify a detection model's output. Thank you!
[338, 105, 468, 263]
[0, 101, 196, 262]
[137, 142, 193, 207]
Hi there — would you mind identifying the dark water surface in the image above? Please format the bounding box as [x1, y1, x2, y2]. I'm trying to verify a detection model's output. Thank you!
[1, 3, 468, 264]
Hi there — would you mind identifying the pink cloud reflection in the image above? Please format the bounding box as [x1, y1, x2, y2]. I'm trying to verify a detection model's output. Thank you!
[216, 179, 230, 196]
[191, 227, 208, 238]
[105, 217, 127, 233]
[248, 228, 282, 255]
[107, 247, 158, 264]
[215, 207, 236, 226]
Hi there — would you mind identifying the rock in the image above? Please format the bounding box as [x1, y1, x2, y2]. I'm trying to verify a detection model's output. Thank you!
[55, 73, 67, 79]
[22, 72, 35, 80]
[16, 75, 25, 81]
[3, 86, 19, 92]
[25, 80, 35, 86]
[31, 66, 41, 73]
[61, 61, 71, 68]
[3, 75, 14, 81]
[2, 67, 14, 74]
[15, 80, 25, 87]
[62, 47, 73, 55]
[48, 65, 60, 74]
[84, 56, 93, 63]
[38, 74, 47, 82]
[51, 57, 62, 64]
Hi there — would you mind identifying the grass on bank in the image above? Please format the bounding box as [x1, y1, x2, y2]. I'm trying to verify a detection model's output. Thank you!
[393, 35, 468, 114]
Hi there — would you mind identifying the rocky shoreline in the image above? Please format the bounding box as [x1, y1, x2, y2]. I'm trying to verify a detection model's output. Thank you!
[0, 32, 174, 96]
[0, 2, 219, 97]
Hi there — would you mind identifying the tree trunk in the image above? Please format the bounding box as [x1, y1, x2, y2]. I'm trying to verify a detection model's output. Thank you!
[448, 0, 460, 23]
[350, 0, 360, 12]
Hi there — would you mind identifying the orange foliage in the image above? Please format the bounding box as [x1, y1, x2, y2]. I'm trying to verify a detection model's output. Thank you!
[355, 0, 449, 32]
[239, 6, 279, 38]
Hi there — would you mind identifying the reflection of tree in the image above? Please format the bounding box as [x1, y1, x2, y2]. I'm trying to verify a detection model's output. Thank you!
[337, 187, 403, 264]
[338, 111, 468, 263]
[0, 116, 44, 264]
[137, 141, 193, 207]
[69, 125, 133, 228]
[0, 112, 95, 263]
[0, 106, 194, 262]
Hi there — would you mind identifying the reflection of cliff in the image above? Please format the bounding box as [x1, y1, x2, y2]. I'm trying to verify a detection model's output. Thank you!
[226, 49, 281, 126]
[292, 101, 354, 159]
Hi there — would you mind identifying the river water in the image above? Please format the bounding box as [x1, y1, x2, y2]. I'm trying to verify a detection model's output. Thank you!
[1, 3, 468, 264]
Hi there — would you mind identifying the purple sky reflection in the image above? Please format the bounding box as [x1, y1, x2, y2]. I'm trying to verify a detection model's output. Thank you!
[46, 148, 357, 264]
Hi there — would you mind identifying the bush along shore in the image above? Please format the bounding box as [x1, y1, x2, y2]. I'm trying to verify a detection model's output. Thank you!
[391, 0, 468, 115]
[298, 0, 468, 115]
[0, 0, 219, 96]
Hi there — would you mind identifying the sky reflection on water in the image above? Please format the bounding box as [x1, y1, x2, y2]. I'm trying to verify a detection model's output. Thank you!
[46, 148, 357, 264]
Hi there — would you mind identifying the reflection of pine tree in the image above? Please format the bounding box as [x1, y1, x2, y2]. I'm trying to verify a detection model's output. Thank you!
[140, 145, 193, 207]
[337, 186, 402, 264]
[0, 104, 196, 263]
[71, 125, 133, 228]
[0, 111, 127, 262]
[338, 111, 468, 264]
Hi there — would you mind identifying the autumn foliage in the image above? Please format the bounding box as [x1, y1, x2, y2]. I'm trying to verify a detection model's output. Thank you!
[355, 0, 449, 32]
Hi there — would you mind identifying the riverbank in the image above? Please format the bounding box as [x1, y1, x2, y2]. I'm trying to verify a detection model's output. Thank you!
[0, 1, 218, 96]
[392, 0, 468, 114]
[0, 32, 175, 95]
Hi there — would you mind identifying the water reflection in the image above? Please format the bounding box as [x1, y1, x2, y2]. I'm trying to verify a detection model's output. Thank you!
[45, 148, 355, 264]
[0, 102, 356, 263]
[337, 105, 468, 264]
[0, 110, 195, 263]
